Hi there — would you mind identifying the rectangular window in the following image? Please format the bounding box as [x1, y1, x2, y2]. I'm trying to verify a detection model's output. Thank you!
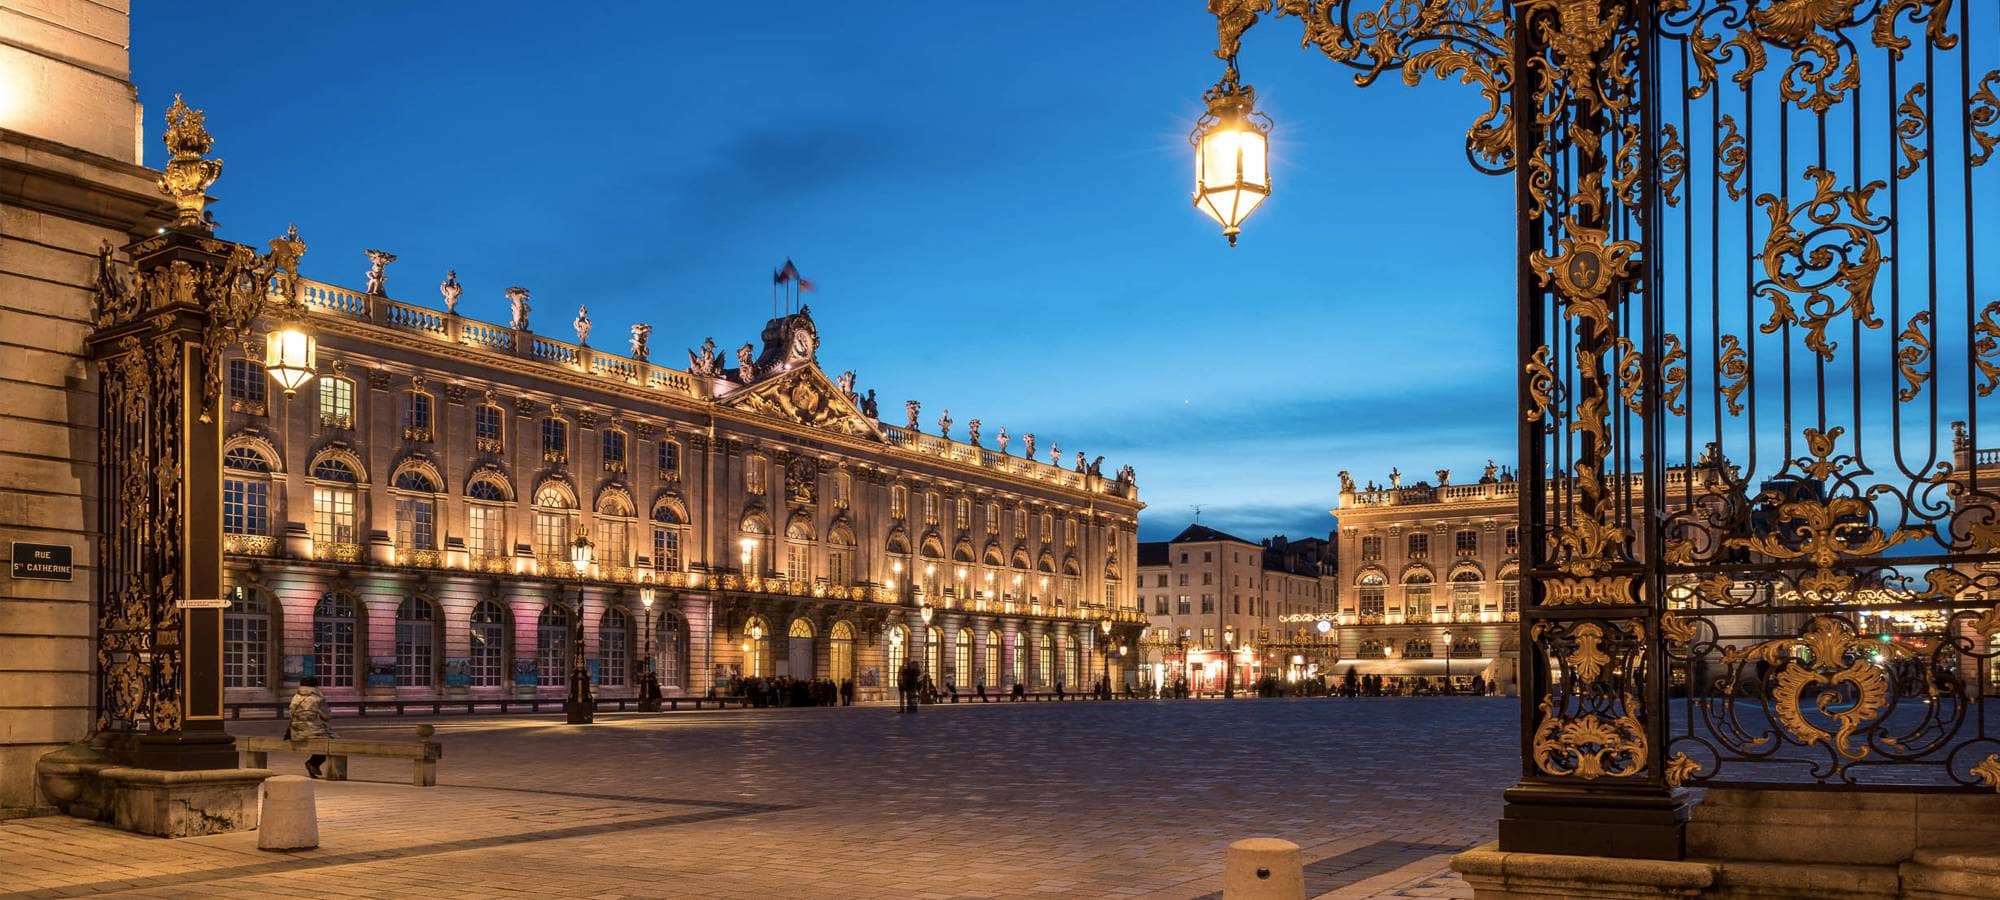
[594, 519, 629, 569]
[1505, 527, 1519, 554]
[475, 404, 504, 451]
[1201, 627, 1215, 647]
[956, 497, 971, 530]
[785, 543, 812, 581]
[653, 527, 681, 571]
[394, 497, 436, 550]
[745, 456, 766, 495]
[1065, 518, 1076, 546]
[1041, 513, 1054, 542]
[405, 391, 433, 440]
[468, 505, 502, 557]
[318, 377, 353, 429]
[223, 478, 268, 536]
[1155, 596, 1168, 614]
[1202, 572, 1213, 585]
[891, 486, 908, 520]
[828, 547, 851, 585]
[1013, 508, 1025, 539]
[1503, 582, 1520, 615]
[541, 418, 568, 463]
[658, 439, 680, 476]
[833, 473, 849, 509]
[537, 619, 568, 687]
[1456, 529, 1479, 556]
[986, 503, 999, 534]
[1361, 536, 1382, 560]
[602, 430, 626, 473]
[535, 511, 568, 560]
[601, 619, 628, 688]
[1408, 532, 1430, 558]
[1360, 588, 1385, 620]
[227, 359, 266, 410]
[1179, 573, 1189, 586]
[924, 492, 939, 526]
[1200, 594, 1214, 614]
[311, 487, 356, 545]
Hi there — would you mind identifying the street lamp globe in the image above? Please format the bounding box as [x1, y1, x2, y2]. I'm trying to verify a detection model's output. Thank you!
[1191, 74, 1272, 247]
[640, 583, 655, 609]
[1100, 618, 1113, 636]
[263, 320, 317, 396]
[919, 602, 935, 626]
[569, 533, 593, 574]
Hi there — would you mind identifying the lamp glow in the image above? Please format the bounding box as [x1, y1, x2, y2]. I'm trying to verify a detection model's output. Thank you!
[1190, 73, 1272, 247]
[264, 322, 317, 396]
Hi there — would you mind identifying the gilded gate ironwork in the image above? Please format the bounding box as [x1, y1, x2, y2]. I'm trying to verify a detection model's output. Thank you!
[90, 97, 306, 753]
[1205, 0, 2000, 851]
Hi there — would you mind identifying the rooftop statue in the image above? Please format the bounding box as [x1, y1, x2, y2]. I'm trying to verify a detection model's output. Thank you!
[364, 249, 397, 296]
[687, 337, 719, 376]
[440, 269, 462, 315]
[906, 399, 920, 431]
[630, 323, 652, 362]
[506, 286, 532, 332]
[736, 342, 757, 382]
[573, 305, 592, 347]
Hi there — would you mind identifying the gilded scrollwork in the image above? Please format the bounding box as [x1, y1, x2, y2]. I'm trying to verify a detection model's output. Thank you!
[1724, 427, 1928, 598]
[1973, 71, 1999, 167]
[1614, 336, 1644, 417]
[1895, 84, 1929, 180]
[1525, 344, 1559, 424]
[1895, 311, 1932, 402]
[1273, 0, 1515, 172]
[1973, 301, 2000, 396]
[1664, 751, 1703, 787]
[1531, 619, 1649, 780]
[1975, 755, 2000, 791]
[1717, 115, 1749, 200]
[1754, 167, 1889, 361]
[1718, 333, 1749, 415]
[1658, 124, 1687, 208]
[1660, 332, 1689, 416]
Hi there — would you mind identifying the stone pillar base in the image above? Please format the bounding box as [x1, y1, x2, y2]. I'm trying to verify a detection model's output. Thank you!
[36, 740, 273, 837]
[1452, 842, 2000, 899]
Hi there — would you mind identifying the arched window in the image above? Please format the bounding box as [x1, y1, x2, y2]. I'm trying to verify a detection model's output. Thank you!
[392, 466, 441, 553]
[223, 585, 273, 689]
[743, 615, 771, 678]
[982, 632, 998, 688]
[1450, 569, 1482, 622]
[739, 514, 771, 576]
[651, 498, 689, 573]
[1402, 569, 1435, 623]
[309, 455, 361, 554]
[886, 624, 907, 682]
[1356, 570, 1388, 622]
[827, 525, 856, 587]
[594, 490, 635, 569]
[787, 617, 816, 680]
[1037, 633, 1054, 688]
[394, 596, 438, 687]
[926, 625, 943, 680]
[467, 474, 511, 562]
[313, 592, 358, 688]
[537, 605, 571, 687]
[829, 620, 855, 683]
[534, 482, 577, 562]
[1009, 631, 1025, 686]
[223, 447, 273, 542]
[784, 517, 815, 583]
[657, 612, 688, 691]
[1065, 634, 1081, 688]
[469, 600, 508, 688]
[953, 628, 972, 688]
[1500, 565, 1521, 620]
[599, 608, 630, 687]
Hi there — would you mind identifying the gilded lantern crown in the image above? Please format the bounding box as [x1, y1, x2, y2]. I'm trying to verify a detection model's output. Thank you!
[159, 95, 224, 232]
[1191, 70, 1272, 246]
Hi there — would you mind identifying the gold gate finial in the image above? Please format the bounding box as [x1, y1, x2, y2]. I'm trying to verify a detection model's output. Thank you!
[159, 95, 223, 232]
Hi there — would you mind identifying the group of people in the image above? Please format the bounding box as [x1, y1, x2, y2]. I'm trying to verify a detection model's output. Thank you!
[1338, 670, 1488, 697]
[735, 676, 857, 708]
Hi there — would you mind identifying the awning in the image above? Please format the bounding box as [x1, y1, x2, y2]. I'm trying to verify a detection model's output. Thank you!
[1331, 658, 1494, 678]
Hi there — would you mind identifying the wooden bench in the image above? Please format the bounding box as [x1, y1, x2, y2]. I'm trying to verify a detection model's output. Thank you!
[238, 724, 444, 786]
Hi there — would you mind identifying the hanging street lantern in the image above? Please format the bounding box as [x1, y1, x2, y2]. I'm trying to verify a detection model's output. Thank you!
[1190, 70, 1271, 247]
[263, 315, 316, 396]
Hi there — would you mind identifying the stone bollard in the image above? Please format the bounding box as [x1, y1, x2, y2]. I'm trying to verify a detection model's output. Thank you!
[258, 775, 318, 851]
[1224, 837, 1303, 900]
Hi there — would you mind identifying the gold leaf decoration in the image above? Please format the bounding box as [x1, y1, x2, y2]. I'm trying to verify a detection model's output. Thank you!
[1974, 755, 2000, 792]
[1615, 336, 1645, 416]
[1719, 334, 1750, 415]
[1661, 611, 1698, 647]
[1896, 311, 1932, 401]
[1664, 751, 1703, 787]
[1755, 167, 1889, 361]
[1718, 115, 1749, 200]
[1525, 344, 1559, 423]
[1972, 71, 1998, 167]
[1895, 83, 1929, 180]
[1658, 124, 1687, 207]
[1661, 333, 1689, 416]
[1569, 622, 1611, 683]
[1974, 301, 2000, 395]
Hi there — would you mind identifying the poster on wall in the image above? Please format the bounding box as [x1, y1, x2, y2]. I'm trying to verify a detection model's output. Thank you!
[443, 658, 471, 687]
[366, 657, 397, 688]
[513, 660, 538, 687]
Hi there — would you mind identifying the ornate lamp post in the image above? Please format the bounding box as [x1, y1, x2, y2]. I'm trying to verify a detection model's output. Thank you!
[1442, 629, 1454, 696]
[565, 534, 595, 724]
[638, 580, 662, 711]
[1098, 617, 1114, 697]
[1222, 627, 1237, 699]
[917, 600, 935, 699]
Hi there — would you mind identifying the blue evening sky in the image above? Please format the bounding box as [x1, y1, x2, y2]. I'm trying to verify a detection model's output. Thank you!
[132, 3, 1517, 542]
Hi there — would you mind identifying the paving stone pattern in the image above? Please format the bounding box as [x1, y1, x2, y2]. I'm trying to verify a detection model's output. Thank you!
[0, 698, 1517, 899]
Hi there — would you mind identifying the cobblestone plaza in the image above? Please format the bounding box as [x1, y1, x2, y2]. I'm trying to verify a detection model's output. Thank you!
[0, 699, 1511, 899]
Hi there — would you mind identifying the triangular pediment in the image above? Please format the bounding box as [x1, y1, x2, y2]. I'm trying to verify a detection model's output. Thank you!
[716, 363, 882, 441]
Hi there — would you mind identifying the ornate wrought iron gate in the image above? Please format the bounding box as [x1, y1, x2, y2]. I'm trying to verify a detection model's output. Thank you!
[1210, 0, 1998, 859]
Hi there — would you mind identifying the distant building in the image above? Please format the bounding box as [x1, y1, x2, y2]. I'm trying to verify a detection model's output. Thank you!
[1134, 524, 1338, 692]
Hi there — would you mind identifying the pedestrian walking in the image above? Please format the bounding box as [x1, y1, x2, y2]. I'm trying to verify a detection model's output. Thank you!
[286, 676, 335, 779]
[898, 660, 921, 713]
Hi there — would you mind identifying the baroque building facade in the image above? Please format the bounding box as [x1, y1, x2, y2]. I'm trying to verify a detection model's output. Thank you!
[1332, 467, 1523, 692]
[216, 278, 1144, 705]
[1134, 525, 1338, 692]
